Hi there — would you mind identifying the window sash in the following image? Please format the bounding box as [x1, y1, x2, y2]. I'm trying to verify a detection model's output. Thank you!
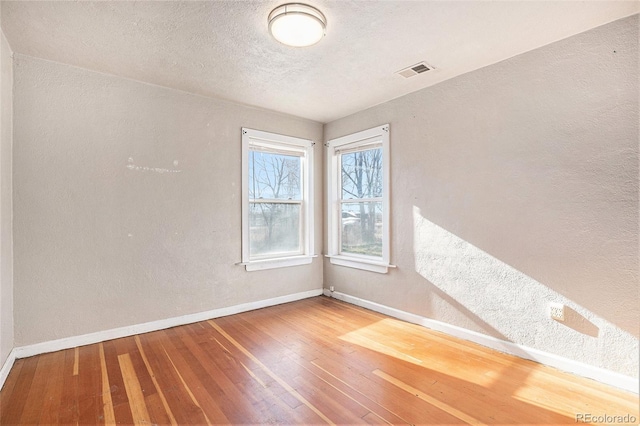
[247, 150, 304, 258]
[248, 200, 304, 259]
[248, 147, 306, 200]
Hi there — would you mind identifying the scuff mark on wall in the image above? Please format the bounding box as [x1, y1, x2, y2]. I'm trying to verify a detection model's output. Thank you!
[126, 157, 182, 174]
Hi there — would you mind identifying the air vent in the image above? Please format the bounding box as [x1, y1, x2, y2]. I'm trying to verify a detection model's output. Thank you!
[396, 62, 435, 78]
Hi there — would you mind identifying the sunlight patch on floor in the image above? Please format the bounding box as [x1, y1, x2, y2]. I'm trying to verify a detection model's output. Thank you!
[339, 318, 500, 388]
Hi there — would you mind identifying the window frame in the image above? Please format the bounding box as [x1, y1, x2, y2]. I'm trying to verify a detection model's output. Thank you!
[326, 124, 391, 273]
[241, 128, 315, 271]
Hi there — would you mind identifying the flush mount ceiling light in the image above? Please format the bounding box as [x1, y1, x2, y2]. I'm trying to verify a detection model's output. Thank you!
[268, 3, 327, 47]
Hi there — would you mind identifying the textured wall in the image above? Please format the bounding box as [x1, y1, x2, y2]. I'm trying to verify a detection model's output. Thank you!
[324, 16, 639, 377]
[12, 55, 323, 346]
[0, 25, 13, 366]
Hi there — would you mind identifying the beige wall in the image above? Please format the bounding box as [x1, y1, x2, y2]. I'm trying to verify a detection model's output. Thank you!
[324, 16, 639, 377]
[12, 55, 323, 346]
[0, 24, 13, 365]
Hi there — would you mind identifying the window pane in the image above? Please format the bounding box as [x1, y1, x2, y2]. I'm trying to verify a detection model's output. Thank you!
[341, 148, 382, 200]
[249, 150, 302, 200]
[249, 203, 301, 257]
[341, 202, 382, 257]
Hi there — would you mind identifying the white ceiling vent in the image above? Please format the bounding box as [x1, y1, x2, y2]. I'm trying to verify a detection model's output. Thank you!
[396, 62, 435, 78]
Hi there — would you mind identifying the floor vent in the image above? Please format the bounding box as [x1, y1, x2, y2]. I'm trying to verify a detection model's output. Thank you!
[396, 62, 435, 78]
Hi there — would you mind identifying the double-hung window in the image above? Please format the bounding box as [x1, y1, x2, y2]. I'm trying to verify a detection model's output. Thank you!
[327, 124, 391, 273]
[241, 128, 314, 271]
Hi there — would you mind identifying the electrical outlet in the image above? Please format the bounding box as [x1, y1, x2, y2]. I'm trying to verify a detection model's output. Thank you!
[330, 286, 335, 292]
[549, 303, 565, 322]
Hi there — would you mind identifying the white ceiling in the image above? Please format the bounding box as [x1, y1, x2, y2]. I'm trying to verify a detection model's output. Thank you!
[1, 1, 638, 123]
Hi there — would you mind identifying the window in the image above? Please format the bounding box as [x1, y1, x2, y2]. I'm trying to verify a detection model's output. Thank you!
[327, 124, 391, 273]
[241, 128, 314, 271]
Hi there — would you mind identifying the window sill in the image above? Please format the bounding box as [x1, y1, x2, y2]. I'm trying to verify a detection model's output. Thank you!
[238, 255, 316, 272]
[325, 255, 395, 274]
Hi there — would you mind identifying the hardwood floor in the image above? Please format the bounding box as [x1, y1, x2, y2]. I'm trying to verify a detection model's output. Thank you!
[0, 296, 637, 425]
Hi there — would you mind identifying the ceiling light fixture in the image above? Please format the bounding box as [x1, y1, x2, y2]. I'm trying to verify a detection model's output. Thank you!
[268, 3, 327, 47]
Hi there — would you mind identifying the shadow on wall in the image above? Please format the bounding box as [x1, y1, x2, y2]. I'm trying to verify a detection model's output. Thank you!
[412, 206, 638, 377]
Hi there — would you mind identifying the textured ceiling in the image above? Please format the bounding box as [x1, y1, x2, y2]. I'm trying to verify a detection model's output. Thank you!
[1, 1, 638, 123]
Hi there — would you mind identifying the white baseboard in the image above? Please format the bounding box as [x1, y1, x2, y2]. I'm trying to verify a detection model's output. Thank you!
[0, 288, 322, 390]
[324, 289, 639, 394]
[0, 348, 17, 391]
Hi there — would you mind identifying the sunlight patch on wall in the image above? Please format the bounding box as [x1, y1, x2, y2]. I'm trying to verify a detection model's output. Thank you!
[412, 206, 638, 377]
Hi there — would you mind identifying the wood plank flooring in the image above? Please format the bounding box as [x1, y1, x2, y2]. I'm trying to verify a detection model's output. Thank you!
[0, 296, 637, 425]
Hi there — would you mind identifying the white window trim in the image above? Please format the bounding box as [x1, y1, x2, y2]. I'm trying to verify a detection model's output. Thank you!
[241, 128, 315, 271]
[326, 124, 393, 274]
